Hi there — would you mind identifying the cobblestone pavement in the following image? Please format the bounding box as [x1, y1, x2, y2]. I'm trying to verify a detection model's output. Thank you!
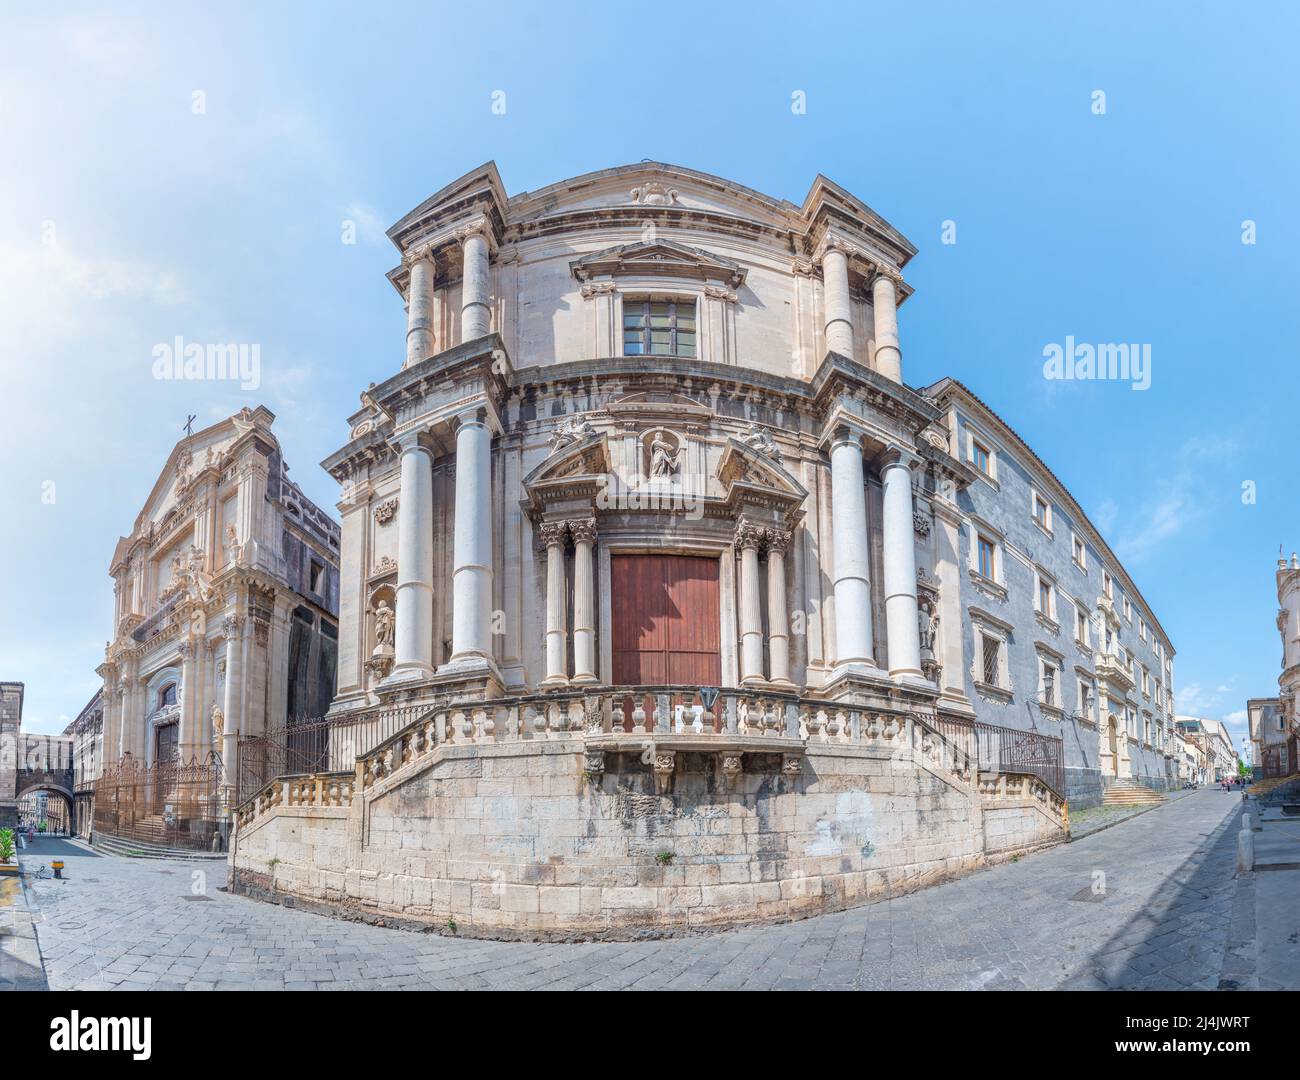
[16, 790, 1266, 991]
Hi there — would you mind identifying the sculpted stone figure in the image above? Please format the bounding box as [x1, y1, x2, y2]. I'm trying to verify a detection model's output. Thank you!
[211, 704, 224, 738]
[649, 431, 678, 478]
[372, 600, 395, 654]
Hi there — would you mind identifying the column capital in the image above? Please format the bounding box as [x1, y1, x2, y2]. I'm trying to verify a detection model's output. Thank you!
[538, 521, 568, 549]
[389, 426, 437, 457]
[868, 260, 904, 289]
[453, 216, 498, 253]
[402, 242, 437, 269]
[567, 517, 597, 545]
[735, 517, 767, 552]
[767, 527, 792, 554]
[449, 403, 501, 438]
[878, 446, 922, 471]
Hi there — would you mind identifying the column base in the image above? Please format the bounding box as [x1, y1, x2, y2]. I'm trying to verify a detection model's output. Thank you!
[379, 662, 436, 689]
[740, 675, 770, 689]
[570, 673, 600, 686]
[438, 653, 505, 683]
[767, 678, 798, 692]
[540, 675, 571, 689]
[889, 668, 931, 687]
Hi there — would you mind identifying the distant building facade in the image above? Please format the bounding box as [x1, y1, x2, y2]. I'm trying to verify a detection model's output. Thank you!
[927, 380, 1180, 805]
[1176, 716, 1237, 782]
[0, 682, 23, 828]
[96, 407, 340, 846]
[64, 690, 103, 837]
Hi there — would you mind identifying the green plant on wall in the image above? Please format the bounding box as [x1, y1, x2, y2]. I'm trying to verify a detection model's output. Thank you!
[0, 828, 15, 862]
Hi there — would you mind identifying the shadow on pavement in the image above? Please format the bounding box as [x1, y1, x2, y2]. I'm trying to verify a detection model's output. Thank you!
[1066, 796, 1243, 990]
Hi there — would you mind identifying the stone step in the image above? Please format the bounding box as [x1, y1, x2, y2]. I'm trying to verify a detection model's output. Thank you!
[91, 833, 226, 861]
[1101, 792, 1167, 807]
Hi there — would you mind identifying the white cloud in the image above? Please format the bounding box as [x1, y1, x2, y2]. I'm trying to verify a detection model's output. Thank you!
[342, 202, 391, 248]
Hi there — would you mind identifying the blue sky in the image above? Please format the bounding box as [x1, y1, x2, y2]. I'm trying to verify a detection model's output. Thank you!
[2, 2, 1294, 751]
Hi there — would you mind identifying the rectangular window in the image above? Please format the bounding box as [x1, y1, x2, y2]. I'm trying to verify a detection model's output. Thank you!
[981, 634, 1000, 686]
[1078, 680, 1093, 719]
[972, 439, 991, 476]
[1032, 493, 1052, 532]
[623, 297, 696, 358]
[977, 535, 996, 580]
[1103, 571, 1113, 599]
[1122, 596, 1131, 621]
[1042, 661, 1057, 706]
[1139, 616, 1147, 641]
[1076, 604, 1089, 643]
[1037, 577, 1053, 618]
[1072, 534, 1086, 569]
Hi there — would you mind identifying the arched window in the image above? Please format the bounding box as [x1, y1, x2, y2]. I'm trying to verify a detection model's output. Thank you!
[158, 682, 177, 709]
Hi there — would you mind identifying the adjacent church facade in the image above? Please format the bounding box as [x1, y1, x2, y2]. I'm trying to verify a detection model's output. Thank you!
[94, 407, 340, 851]
[231, 162, 1176, 935]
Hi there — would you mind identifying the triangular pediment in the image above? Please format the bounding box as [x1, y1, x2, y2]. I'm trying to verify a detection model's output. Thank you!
[570, 240, 745, 287]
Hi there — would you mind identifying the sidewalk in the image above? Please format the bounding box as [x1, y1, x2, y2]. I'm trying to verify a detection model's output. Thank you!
[0, 871, 48, 991]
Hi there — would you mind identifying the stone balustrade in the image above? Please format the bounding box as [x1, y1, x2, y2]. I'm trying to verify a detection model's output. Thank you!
[234, 683, 1069, 833]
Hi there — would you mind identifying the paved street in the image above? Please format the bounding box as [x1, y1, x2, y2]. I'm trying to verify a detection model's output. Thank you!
[12, 789, 1282, 991]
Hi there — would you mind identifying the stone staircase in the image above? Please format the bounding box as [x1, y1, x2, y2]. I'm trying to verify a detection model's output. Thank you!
[92, 825, 227, 861]
[1101, 777, 1167, 808]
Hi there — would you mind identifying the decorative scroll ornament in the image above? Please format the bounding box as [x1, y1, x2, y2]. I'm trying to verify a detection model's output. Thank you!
[630, 182, 678, 206]
[913, 511, 932, 538]
[374, 498, 398, 526]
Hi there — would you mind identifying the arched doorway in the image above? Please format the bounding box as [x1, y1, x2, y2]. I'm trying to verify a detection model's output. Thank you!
[1106, 715, 1120, 777]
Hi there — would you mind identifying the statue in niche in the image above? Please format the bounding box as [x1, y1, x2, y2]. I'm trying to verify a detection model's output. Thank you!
[918, 602, 939, 654]
[372, 600, 395, 655]
[648, 430, 680, 479]
[211, 705, 224, 739]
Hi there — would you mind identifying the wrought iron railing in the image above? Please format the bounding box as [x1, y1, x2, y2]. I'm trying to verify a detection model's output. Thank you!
[92, 752, 224, 852]
[235, 706, 428, 805]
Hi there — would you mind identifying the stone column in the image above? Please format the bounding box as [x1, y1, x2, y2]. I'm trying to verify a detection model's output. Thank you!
[447, 410, 494, 668]
[767, 529, 793, 687]
[822, 245, 854, 358]
[570, 518, 598, 684]
[221, 615, 243, 795]
[178, 639, 197, 761]
[404, 246, 436, 367]
[881, 450, 924, 681]
[872, 268, 903, 383]
[391, 431, 436, 680]
[830, 428, 875, 673]
[460, 224, 491, 343]
[737, 519, 766, 685]
[540, 522, 568, 686]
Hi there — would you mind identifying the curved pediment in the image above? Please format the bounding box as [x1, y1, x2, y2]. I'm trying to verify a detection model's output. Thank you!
[570, 240, 745, 288]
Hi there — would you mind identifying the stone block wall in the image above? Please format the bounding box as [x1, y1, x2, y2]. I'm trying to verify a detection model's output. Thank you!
[232, 739, 1066, 939]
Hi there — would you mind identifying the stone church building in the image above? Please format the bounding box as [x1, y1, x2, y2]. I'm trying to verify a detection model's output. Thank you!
[95, 407, 340, 849]
[232, 162, 1175, 935]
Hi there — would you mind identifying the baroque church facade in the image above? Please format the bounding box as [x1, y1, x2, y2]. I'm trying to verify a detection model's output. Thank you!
[231, 162, 1176, 934]
[95, 407, 339, 848]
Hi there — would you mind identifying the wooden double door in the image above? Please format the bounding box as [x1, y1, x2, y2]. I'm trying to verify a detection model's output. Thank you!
[611, 555, 721, 687]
